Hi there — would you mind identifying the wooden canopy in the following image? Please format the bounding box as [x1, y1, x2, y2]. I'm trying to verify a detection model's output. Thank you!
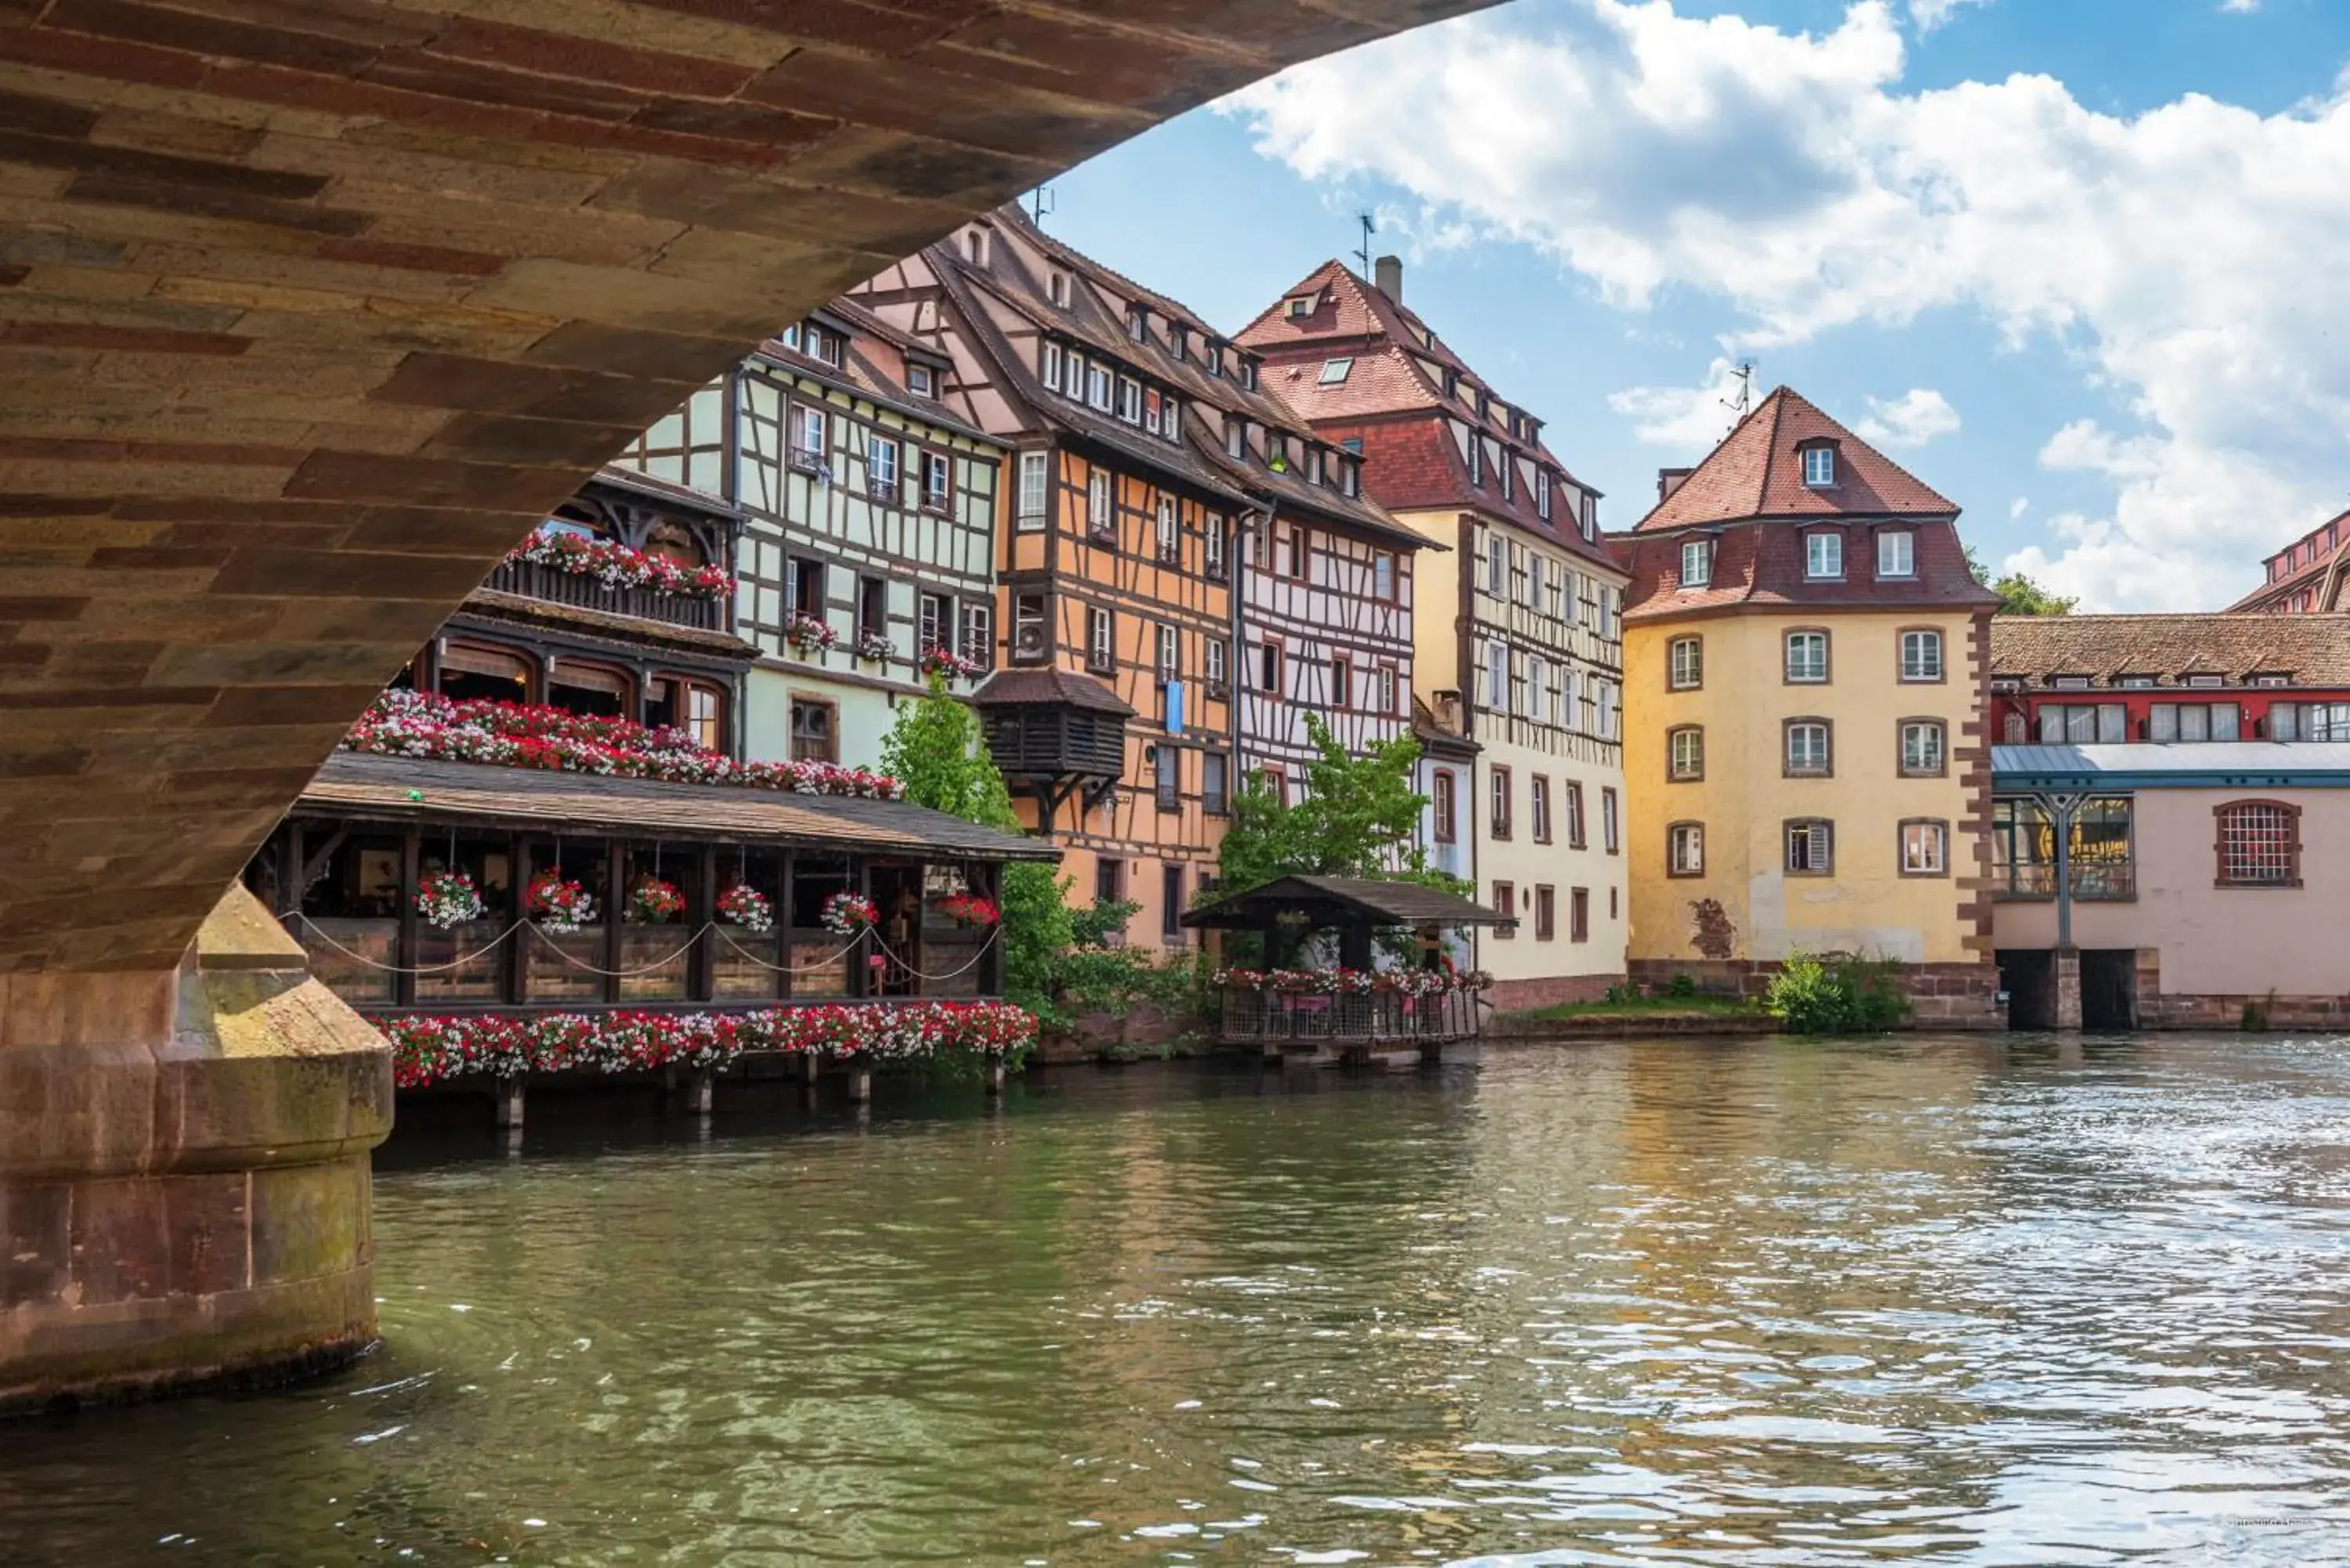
[1181, 875, 1510, 931]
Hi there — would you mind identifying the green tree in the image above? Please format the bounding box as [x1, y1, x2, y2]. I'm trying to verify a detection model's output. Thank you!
[1216, 713, 1452, 894]
[1966, 545, 2077, 616]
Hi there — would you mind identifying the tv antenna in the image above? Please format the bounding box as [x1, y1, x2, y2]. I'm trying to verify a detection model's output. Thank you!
[1356, 212, 1376, 276]
[1721, 359, 1756, 421]
[1029, 186, 1056, 226]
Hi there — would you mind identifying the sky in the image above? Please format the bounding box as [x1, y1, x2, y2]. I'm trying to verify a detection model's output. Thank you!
[1033, 0, 2350, 612]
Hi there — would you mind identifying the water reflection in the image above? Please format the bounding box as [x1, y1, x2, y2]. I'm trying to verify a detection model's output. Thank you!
[3, 1036, 2349, 1566]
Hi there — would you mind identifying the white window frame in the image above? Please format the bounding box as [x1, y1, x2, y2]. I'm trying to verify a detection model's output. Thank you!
[1486, 640, 1509, 710]
[1681, 539, 1712, 589]
[1155, 496, 1179, 562]
[1017, 450, 1049, 530]
[1668, 636, 1701, 690]
[1086, 605, 1113, 670]
[867, 432, 898, 489]
[906, 363, 935, 398]
[1902, 821, 1947, 875]
[1041, 341, 1064, 392]
[1786, 630, 1828, 684]
[1786, 721, 1831, 775]
[1802, 446, 1835, 486]
[1901, 721, 1945, 775]
[1087, 470, 1112, 533]
[1805, 530, 1843, 579]
[1669, 727, 1704, 780]
[1086, 363, 1112, 411]
[1669, 822, 1705, 876]
[1204, 516, 1226, 576]
[1878, 529, 1915, 578]
[1117, 377, 1141, 424]
[1900, 629, 1945, 682]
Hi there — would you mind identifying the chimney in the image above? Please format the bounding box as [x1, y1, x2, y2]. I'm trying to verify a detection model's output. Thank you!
[1374, 253, 1403, 304]
[1658, 467, 1694, 504]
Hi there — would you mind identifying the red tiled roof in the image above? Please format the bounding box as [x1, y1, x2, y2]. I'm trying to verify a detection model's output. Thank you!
[1632, 386, 1957, 532]
[1989, 612, 2350, 688]
[2229, 511, 2347, 612]
[1612, 511, 1994, 623]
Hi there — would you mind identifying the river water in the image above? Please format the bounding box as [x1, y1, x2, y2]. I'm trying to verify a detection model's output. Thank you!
[6, 1035, 2350, 1566]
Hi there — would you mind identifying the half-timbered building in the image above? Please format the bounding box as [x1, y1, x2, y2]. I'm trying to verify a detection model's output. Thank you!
[609, 302, 1007, 771]
[1238, 257, 1628, 1005]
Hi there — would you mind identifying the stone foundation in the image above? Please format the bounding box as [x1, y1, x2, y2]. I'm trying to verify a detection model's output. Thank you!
[0, 887, 392, 1413]
[2131, 950, 2350, 1031]
[1486, 973, 1625, 1012]
[1626, 958, 2003, 1030]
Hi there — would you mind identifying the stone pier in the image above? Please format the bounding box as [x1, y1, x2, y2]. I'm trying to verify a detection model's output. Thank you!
[0, 887, 390, 1412]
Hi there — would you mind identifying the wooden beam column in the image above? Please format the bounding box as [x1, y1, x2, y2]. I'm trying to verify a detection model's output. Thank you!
[396, 828, 420, 1007]
[603, 838, 624, 1006]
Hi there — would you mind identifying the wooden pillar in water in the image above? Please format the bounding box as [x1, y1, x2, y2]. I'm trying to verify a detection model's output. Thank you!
[983, 1058, 1006, 1096]
[494, 1075, 525, 1130]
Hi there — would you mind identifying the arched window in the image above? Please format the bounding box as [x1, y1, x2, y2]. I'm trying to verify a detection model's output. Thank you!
[437, 641, 532, 705]
[546, 660, 631, 720]
[2214, 800, 2302, 887]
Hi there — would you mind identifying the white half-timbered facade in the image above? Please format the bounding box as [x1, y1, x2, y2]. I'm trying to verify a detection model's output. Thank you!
[612, 302, 1005, 770]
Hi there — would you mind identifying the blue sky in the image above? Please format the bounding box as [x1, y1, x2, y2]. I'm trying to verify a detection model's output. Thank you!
[1033, 0, 2350, 610]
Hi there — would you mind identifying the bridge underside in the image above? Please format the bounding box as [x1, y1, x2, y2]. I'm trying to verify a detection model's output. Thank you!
[0, 0, 1498, 1407]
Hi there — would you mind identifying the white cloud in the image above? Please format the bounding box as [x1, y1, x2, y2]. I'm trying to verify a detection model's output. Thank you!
[1910, 0, 1990, 32]
[1225, 0, 2350, 609]
[1607, 356, 1756, 449]
[1856, 387, 1961, 446]
[2220, 0, 2259, 13]
[2009, 497, 2029, 518]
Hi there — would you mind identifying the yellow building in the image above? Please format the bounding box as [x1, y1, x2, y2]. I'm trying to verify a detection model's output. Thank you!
[1613, 388, 2001, 1026]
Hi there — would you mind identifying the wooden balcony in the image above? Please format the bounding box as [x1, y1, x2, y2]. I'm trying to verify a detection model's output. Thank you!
[484, 557, 728, 632]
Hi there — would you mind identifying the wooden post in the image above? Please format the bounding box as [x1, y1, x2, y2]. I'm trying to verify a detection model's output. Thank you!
[603, 837, 624, 1005]
[779, 851, 796, 1001]
[849, 1064, 873, 1103]
[691, 844, 717, 1002]
[984, 1058, 1006, 1096]
[978, 861, 1003, 997]
[494, 1075, 525, 1129]
[800, 1050, 820, 1084]
[508, 835, 531, 1006]
[853, 857, 873, 1000]
[396, 828, 421, 1007]
[689, 1068, 714, 1118]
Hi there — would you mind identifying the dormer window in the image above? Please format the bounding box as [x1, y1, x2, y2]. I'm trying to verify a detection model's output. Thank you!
[1285, 294, 1314, 319]
[1341, 459, 1360, 499]
[907, 363, 935, 398]
[1240, 357, 1260, 392]
[804, 325, 840, 368]
[1804, 530, 1842, 579]
[964, 228, 987, 266]
[1205, 343, 1223, 379]
[1877, 529, 1914, 578]
[1535, 468, 1553, 521]
[1048, 270, 1069, 309]
[1170, 323, 1189, 361]
[1226, 418, 1247, 460]
[1681, 538, 1713, 589]
[1305, 446, 1323, 486]
[1041, 341, 1064, 393]
[1466, 433, 1483, 486]
[1318, 357, 1352, 385]
[1801, 444, 1835, 487]
[1442, 367, 1459, 398]
[1127, 306, 1147, 344]
[1086, 362, 1112, 412]
[779, 323, 802, 350]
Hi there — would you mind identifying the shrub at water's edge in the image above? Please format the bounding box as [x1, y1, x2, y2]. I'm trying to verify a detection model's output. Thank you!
[1765, 952, 1911, 1035]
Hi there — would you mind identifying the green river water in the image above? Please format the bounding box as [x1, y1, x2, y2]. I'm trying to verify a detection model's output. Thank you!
[5, 1035, 2349, 1566]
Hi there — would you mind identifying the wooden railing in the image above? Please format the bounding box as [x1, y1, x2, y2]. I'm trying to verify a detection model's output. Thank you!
[483, 558, 729, 632]
[1213, 988, 1484, 1050]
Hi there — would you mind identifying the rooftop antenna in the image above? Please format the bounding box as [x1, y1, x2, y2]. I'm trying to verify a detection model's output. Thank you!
[1721, 359, 1756, 424]
[1029, 185, 1056, 227]
[1355, 212, 1376, 276]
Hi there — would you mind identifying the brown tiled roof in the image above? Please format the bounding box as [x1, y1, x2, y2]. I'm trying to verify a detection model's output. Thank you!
[750, 303, 995, 446]
[1989, 612, 2350, 688]
[2228, 511, 2348, 612]
[970, 666, 1136, 716]
[1611, 514, 1993, 623]
[1632, 386, 1957, 532]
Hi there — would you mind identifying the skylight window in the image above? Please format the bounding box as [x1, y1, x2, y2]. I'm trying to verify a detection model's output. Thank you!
[1318, 358, 1353, 385]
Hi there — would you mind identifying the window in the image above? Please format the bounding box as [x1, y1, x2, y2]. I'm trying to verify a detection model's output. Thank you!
[1486, 640, 1508, 710]
[1018, 450, 1049, 529]
[1329, 656, 1350, 708]
[1155, 743, 1180, 811]
[1116, 377, 1141, 424]
[856, 576, 884, 641]
[1466, 435, 1482, 486]
[1486, 533, 1506, 595]
[1802, 445, 1835, 486]
[1204, 637, 1227, 695]
[789, 697, 837, 763]
[1204, 516, 1226, 579]
[1668, 725, 1704, 782]
[1490, 766, 1512, 840]
[2149, 702, 2241, 742]
[1434, 771, 1456, 842]
[1536, 467, 1553, 521]
[2274, 701, 2350, 742]
[1878, 529, 1915, 578]
[907, 363, 935, 398]
[1340, 459, 1360, 498]
[1900, 720, 1947, 775]
[1600, 681, 1620, 742]
[1668, 635, 1702, 690]
[1530, 775, 1552, 843]
[1492, 880, 1516, 936]
[1526, 656, 1546, 721]
[1535, 885, 1556, 941]
[1681, 539, 1712, 588]
[1161, 864, 1184, 939]
[1784, 720, 1831, 777]
[1258, 639, 1282, 692]
[1203, 752, 1230, 815]
[805, 324, 841, 367]
[1601, 787, 1619, 854]
[1240, 359, 1259, 392]
[1900, 819, 1949, 876]
[1049, 270, 1069, 309]
[1570, 887, 1589, 943]
[867, 432, 899, 491]
[923, 451, 950, 509]
[1095, 857, 1122, 906]
[1805, 530, 1843, 578]
[963, 228, 985, 266]
[1155, 496, 1179, 562]
[1786, 630, 1828, 683]
[1784, 818, 1834, 875]
[1668, 822, 1705, 876]
[790, 404, 826, 464]
[2215, 801, 2301, 887]
[1086, 363, 1112, 410]
[1319, 357, 1352, 384]
[1373, 551, 1395, 601]
[1156, 623, 1179, 684]
[1087, 470, 1112, 536]
[789, 556, 826, 614]
[1012, 591, 1047, 661]
[1086, 605, 1114, 673]
[960, 600, 992, 669]
[685, 684, 721, 750]
[1226, 419, 1247, 460]
[1992, 796, 2136, 899]
[1128, 309, 1147, 345]
[1286, 294, 1314, 319]
[1564, 781, 1585, 848]
[1285, 526, 1309, 580]
[2186, 674, 2224, 688]
[918, 591, 948, 653]
[1900, 629, 1944, 682]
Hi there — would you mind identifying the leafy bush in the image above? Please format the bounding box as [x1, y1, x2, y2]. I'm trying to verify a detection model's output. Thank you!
[1665, 971, 1698, 999]
[1765, 952, 1909, 1035]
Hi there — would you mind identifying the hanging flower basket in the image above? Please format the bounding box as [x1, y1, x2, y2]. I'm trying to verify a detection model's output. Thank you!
[820, 891, 879, 935]
[939, 893, 1000, 928]
[717, 883, 773, 934]
[414, 869, 486, 930]
[507, 529, 733, 601]
[851, 630, 892, 662]
[784, 612, 837, 654]
[920, 644, 981, 680]
[527, 870, 596, 934]
[628, 878, 685, 925]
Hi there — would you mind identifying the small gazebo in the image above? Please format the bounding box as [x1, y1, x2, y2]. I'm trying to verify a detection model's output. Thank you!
[1180, 875, 1513, 1058]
